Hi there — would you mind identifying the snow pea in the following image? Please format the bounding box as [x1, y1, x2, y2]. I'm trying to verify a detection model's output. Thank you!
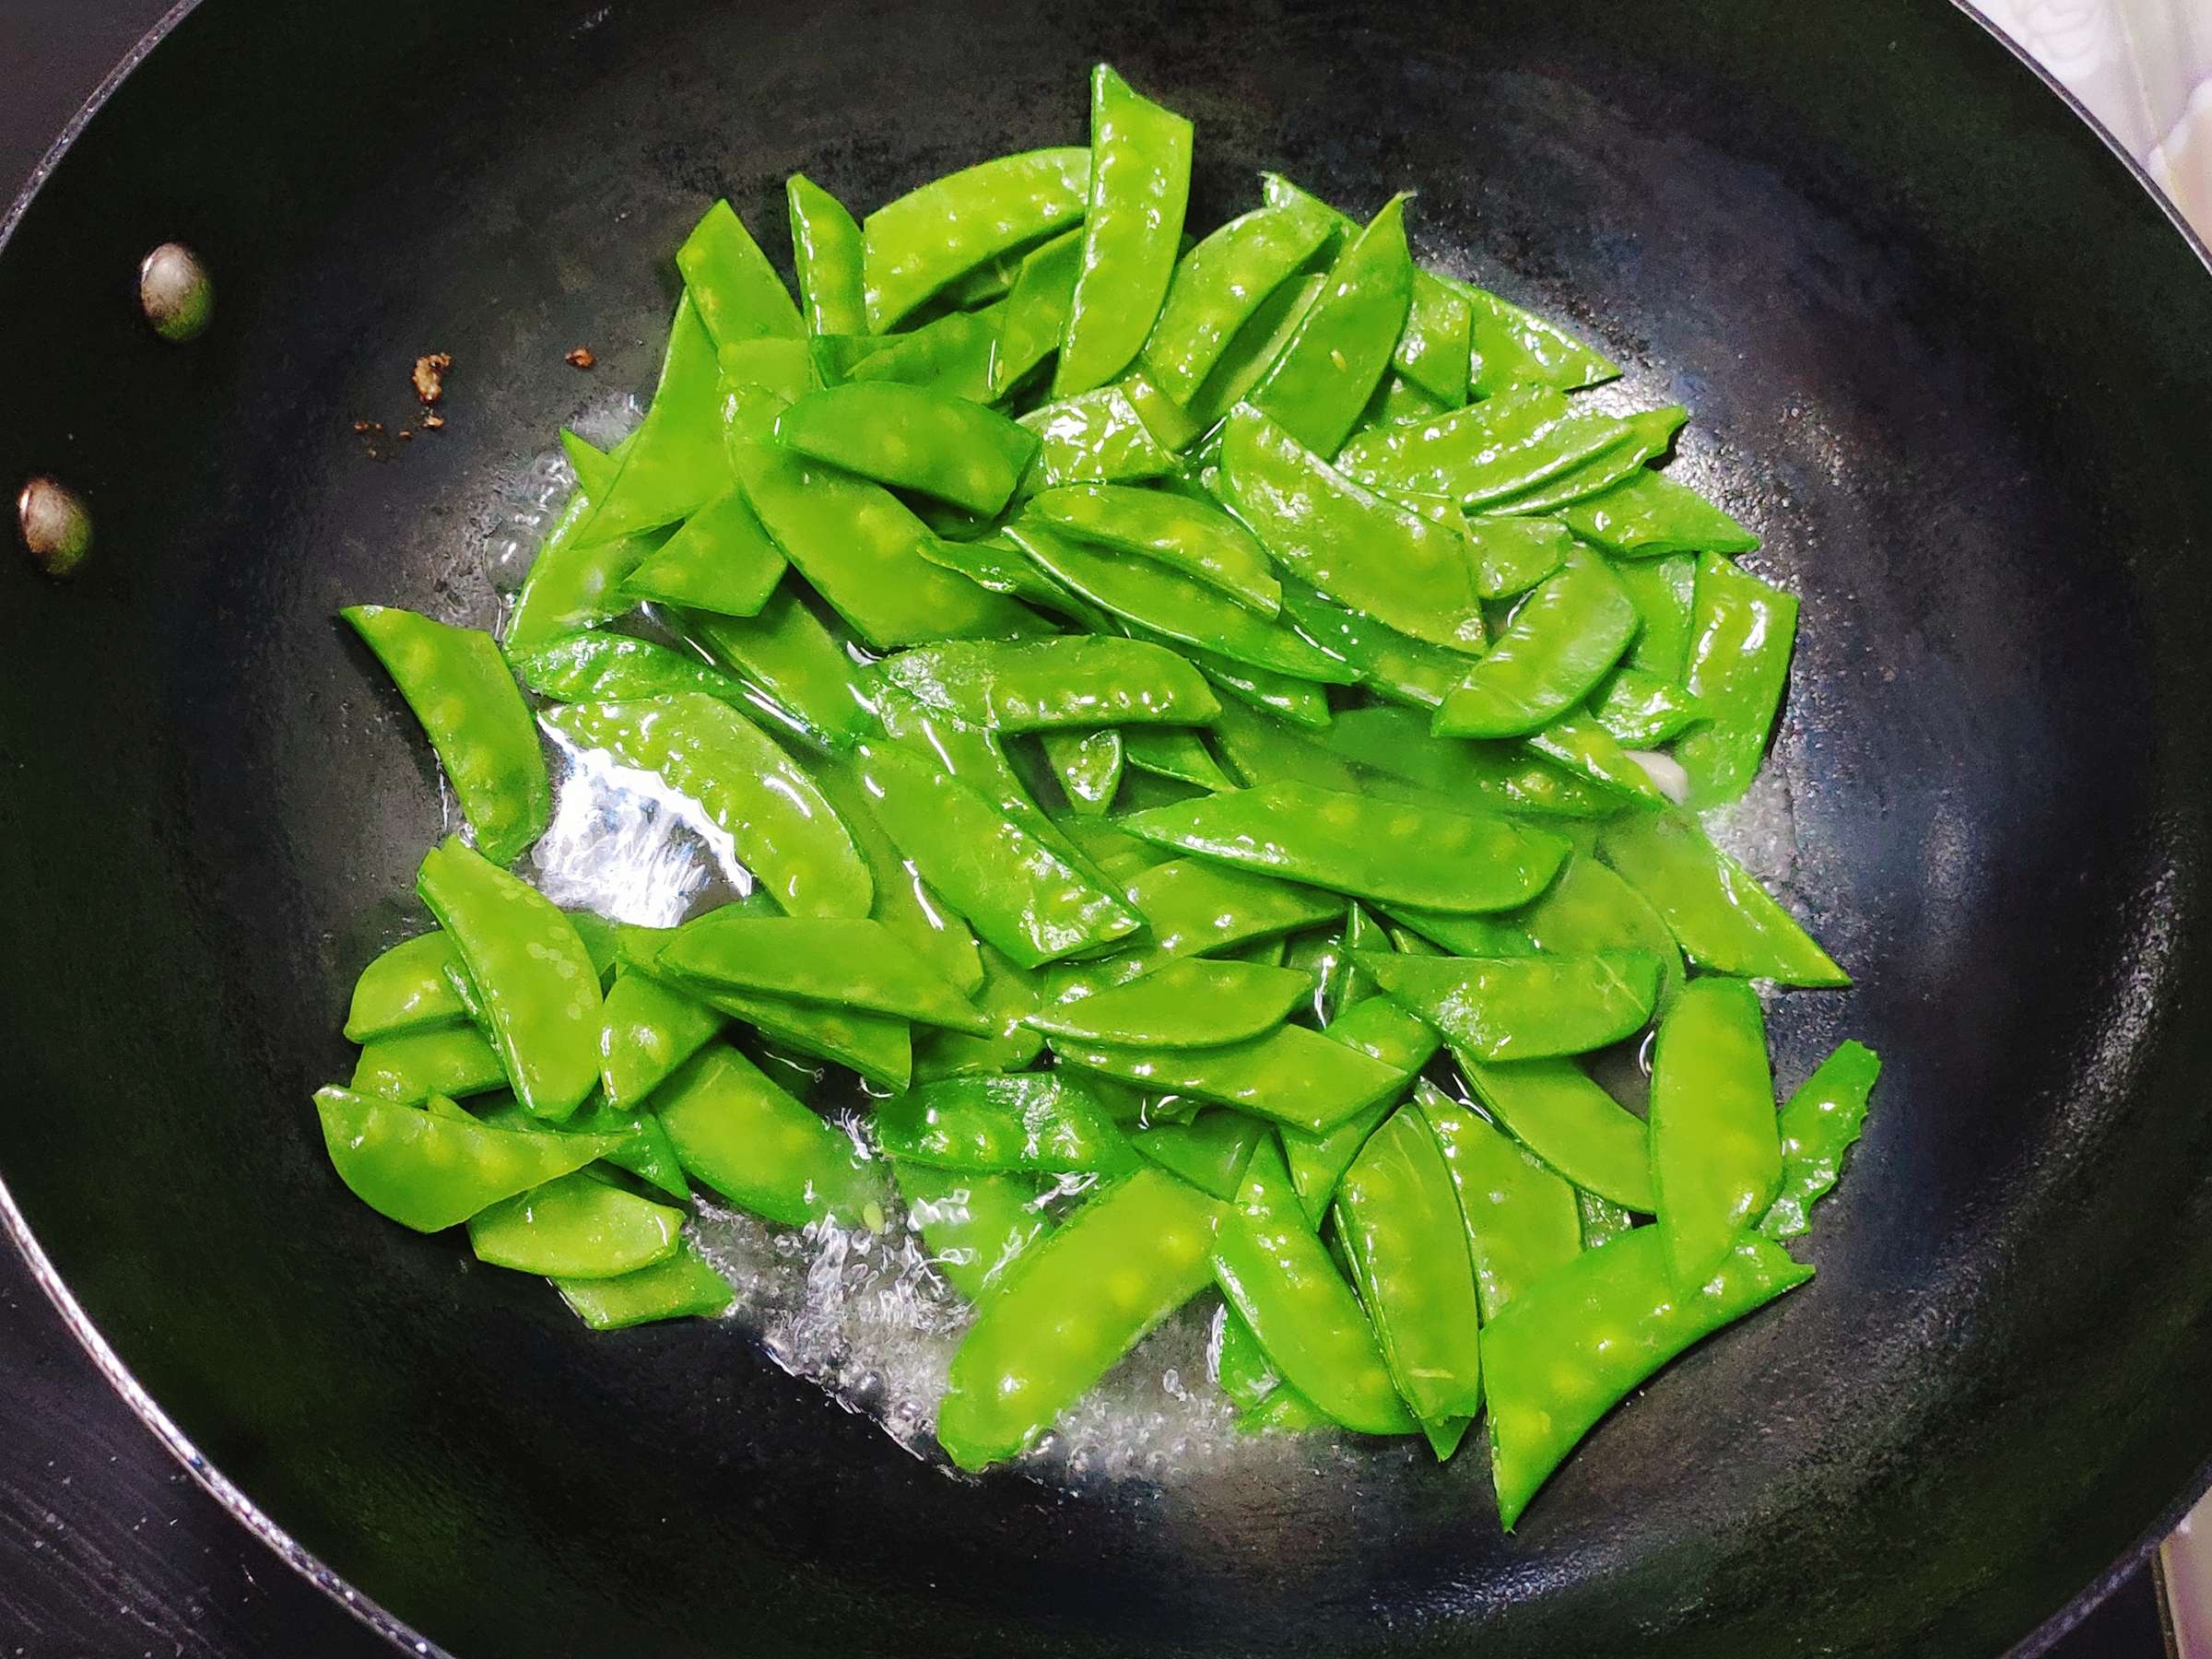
[878, 634, 1219, 731]
[987, 229, 1084, 395]
[864, 147, 1091, 332]
[918, 534, 1110, 627]
[558, 1241, 734, 1330]
[1281, 921, 1347, 1025]
[806, 754, 983, 995]
[1049, 1020, 1408, 1135]
[1485, 1230, 1810, 1531]
[680, 589, 876, 750]
[598, 966, 722, 1112]
[1028, 959, 1312, 1048]
[1594, 809, 1848, 986]
[1590, 665, 1700, 748]
[677, 199, 804, 352]
[1516, 852, 1685, 1009]
[938, 1165, 1218, 1468]
[1577, 1190, 1638, 1250]
[1481, 406, 1687, 517]
[1320, 704, 1618, 818]
[659, 914, 986, 1034]
[1182, 270, 1324, 430]
[1041, 727, 1123, 815]
[1188, 650, 1335, 730]
[831, 310, 1001, 404]
[913, 945, 1046, 1081]
[1117, 364, 1206, 451]
[719, 336, 814, 405]
[350, 1022, 507, 1102]
[1760, 1040, 1881, 1241]
[1323, 990, 1442, 1078]
[1650, 976, 1783, 1290]
[1432, 548, 1639, 738]
[1118, 856, 1340, 962]
[1337, 386, 1623, 508]
[1279, 1098, 1389, 1227]
[313, 1088, 625, 1232]
[506, 495, 666, 653]
[1239, 1384, 1334, 1434]
[620, 488, 786, 618]
[1417, 1082, 1582, 1321]
[1393, 273, 1473, 406]
[466, 1168, 684, 1279]
[1003, 522, 1353, 684]
[1455, 1052, 1655, 1211]
[1219, 405, 1487, 654]
[545, 695, 870, 918]
[573, 296, 729, 547]
[786, 174, 866, 336]
[344, 606, 549, 866]
[897, 1162, 1049, 1300]
[1212, 1135, 1413, 1435]
[653, 1041, 881, 1229]
[1676, 553, 1798, 807]
[1247, 196, 1412, 456]
[874, 1072, 1138, 1176]
[1054, 66, 1192, 396]
[1526, 712, 1667, 805]
[508, 630, 754, 713]
[1359, 949, 1663, 1063]
[1450, 279, 1620, 398]
[1465, 515, 1573, 602]
[1016, 386, 1181, 491]
[561, 429, 622, 498]
[1334, 1103, 1485, 1439]
[1556, 467, 1759, 559]
[1142, 197, 1337, 406]
[1211, 1299, 1288, 1409]
[417, 839, 601, 1121]
[1369, 373, 1449, 425]
[776, 382, 1038, 517]
[1123, 726, 1231, 791]
[345, 931, 465, 1041]
[1031, 484, 1278, 615]
[1118, 781, 1571, 914]
[684, 978, 911, 1094]
[1616, 553, 1699, 682]
[469, 1087, 688, 1202]
[1132, 1109, 1266, 1200]
[1273, 577, 1465, 711]
[850, 738, 1142, 969]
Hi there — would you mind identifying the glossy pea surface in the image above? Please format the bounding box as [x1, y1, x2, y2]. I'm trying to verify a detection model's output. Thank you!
[345, 931, 465, 1041]
[507, 630, 755, 712]
[1143, 197, 1336, 406]
[987, 229, 1085, 396]
[777, 382, 1038, 517]
[864, 147, 1091, 332]
[1273, 577, 1467, 711]
[896, 1163, 1049, 1300]
[912, 945, 1047, 1081]
[1556, 467, 1759, 558]
[1418, 1083, 1583, 1321]
[1049, 1020, 1407, 1135]
[1123, 725, 1231, 791]
[1131, 1109, 1266, 1200]
[682, 588, 876, 751]
[1595, 809, 1848, 986]
[1032, 483, 1279, 616]
[1027, 959, 1313, 1048]
[1515, 853, 1686, 1010]
[1649, 975, 1784, 1290]
[1453, 279, 1619, 397]
[1676, 553, 1799, 807]
[653, 1041, 880, 1229]
[1433, 548, 1639, 738]
[620, 488, 786, 618]
[1016, 387, 1181, 492]
[677, 199, 803, 354]
[1458, 1050, 1657, 1212]
[1761, 1040, 1883, 1241]
[659, 913, 987, 1034]
[1359, 948, 1663, 1063]
[806, 755, 984, 996]
[466, 1169, 685, 1280]
[879, 634, 1219, 731]
[1041, 727, 1123, 815]
[873, 1072, 1137, 1175]
[350, 1023, 509, 1102]
[572, 295, 729, 548]
[598, 966, 722, 1112]
[558, 1243, 734, 1330]
[786, 174, 866, 336]
[1247, 196, 1412, 456]
[1525, 713, 1666, 805]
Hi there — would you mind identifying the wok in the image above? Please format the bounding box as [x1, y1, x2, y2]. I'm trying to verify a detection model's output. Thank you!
[3, 0, 2209, 1653]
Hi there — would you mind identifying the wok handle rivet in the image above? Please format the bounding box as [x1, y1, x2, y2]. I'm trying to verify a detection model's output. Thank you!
[137, 241, 213, 343]
[17, 477, 91, 577]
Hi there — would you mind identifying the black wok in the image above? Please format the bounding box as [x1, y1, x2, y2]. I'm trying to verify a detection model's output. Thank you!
[4, 0, 2210, 1653]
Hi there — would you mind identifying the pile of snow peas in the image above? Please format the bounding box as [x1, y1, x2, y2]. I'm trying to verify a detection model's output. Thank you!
[319, 63, 1879, 1524]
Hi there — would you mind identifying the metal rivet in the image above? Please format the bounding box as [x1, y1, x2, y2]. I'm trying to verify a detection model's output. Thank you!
[138, 241, 213, 343]
[18, 477, 92, 577]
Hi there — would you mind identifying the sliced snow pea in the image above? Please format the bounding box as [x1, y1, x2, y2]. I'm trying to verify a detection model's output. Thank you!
[558, 1241, 735, 1330]
[1480, 406, 1687, 516]
[1219, 405, 1486, 654]
[598, 966, 722, 1112]
[786, 174, 867, 336]
[677, 199, 804, 352]
[417, 839, 602, 1121]
[1320, 704, 1618, 819]
[1616, 553, 1699, 682]
[620, 488, 786, 618]
[1676, 553, 1799, 807]
[466, 1169, 684, 1279]
[350, 1024, 509, 1102]
[897, 1162, 1049, 1300]
[574, 295, 728, 547]
[913, 945, 1046, 1081]
[506, 495, 666, 653]
[1273, 577, 1465, 711]
[1133, 1109, 1266, 1200]
[680, 589, 877, 750]
[561, 429, 622, 498]
[1393, 273, 1473, 406]
[1188, 650, 1336, 730]
[878, 634, 1218, 730]
[1182, 270, 1324, 430]
[1247, 196, 1412, 456]
[1212, 1135, 1413, 1435]
[1337, 386, 1624, 509]
[1003, 522, 1352, 684]
[1016, 387, 1181, 491]
[1556, 467, 1759, 558]
[681, 978, 911, 1095]
[1359, 949, 1663, 1063]
[1417, 1082, 1582, 1321]
[1049, 1021, 1407, 1135]
[918, 534, 1110, 627]
[470, 1088, 688, 1202]
[1590, 665, 1700, 748]
[988, 229, 1085, 395]
[1759, 1040, 1882, 1241]
[835, 310, 1000, 404]
[806, 754, 983, 996]
[1334, 1103, 1485, 1441]
[1031, 484, 1278, 615]
[313, 1088, 624, 1232]
[938, 1165, 1218, 1469]
[1142, 197, 1337, 405]
[344, 606, 549, 866]
[1456, 1052, 1655, 1212]
[1465, 515, 1573, 601]
[1525, 712, 1668, 805]
[1027, 959, 1312, 1048]
[1450, 279, 1620, 397]
[775, 382, 1038, 518]
[345, 931, 465, 1041]
[719, 336, 814, 404]
[1041, 727, 1123, 815]
[1116, 729, 1225, 795]
[1054, 65, 1193, 396]
[1516, 852, 1685, 1009]
[1120, 855, 1340, 960]
[1117, 781, 1571, 913]
[864, 147, 1091, 332]
[1282, 922, 1347, 1025]
[658, 913, 985, 1034]
[1594, 809, 1849, 987]
[1432, 548, 1639, 738]
[508, 630, 754, 712]
[1212, 1299, 1288, 1409]
[873, 1072, 1137, 1175]
[1577, 1191, 1639, 1251]
[1484, 1227, 1810, 1530]
[653, 1041, 880, 1229]
[1117, 365, 1206, 452]
[1650, 976, 1784, 1290]
[1369, 373, 1450, 425]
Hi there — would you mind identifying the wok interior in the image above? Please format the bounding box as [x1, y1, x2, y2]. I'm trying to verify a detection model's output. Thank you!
[3, 0, 2211, 1653]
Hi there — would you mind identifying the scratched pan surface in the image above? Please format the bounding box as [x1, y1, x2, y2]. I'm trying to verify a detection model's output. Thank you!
[2, 0, 2210, 1653]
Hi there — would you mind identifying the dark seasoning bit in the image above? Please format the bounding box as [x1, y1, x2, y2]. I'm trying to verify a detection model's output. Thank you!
[355, 353, 454, 460]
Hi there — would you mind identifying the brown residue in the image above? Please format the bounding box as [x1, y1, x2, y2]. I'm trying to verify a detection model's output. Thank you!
[565, 347, 596, 370]
[411, 351, 453, 404]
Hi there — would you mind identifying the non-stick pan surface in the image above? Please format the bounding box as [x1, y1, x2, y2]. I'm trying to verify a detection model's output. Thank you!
[4, 0, 2211, 1653]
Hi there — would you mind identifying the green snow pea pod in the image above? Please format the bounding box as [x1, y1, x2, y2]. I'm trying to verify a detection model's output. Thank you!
[599, 967, 722, 1112]
[1485, 1227, 1809, 1529]
[1054, 65, 1193, 396]
[560, 429, 622, 498]
[1016, 387, 1181, 491]
[1182, 270, 1324, 431]
[1042, 812, 1173, 888]
[684, 979, 911, 1094]
[679, 589, 876, 751]
[1318, 705, 1617, 818]
[1219, 404, 1486, 654]
[1247, 196, 1413, 456]
[1480, 406, 1687, 516]
[1590, 666, 1700, 748]
[1279, 1099, 1390, 1227]
[1594, 810, 1848, 986]
[1449, 278, 1620, 397]
[1379, 904, 1526, 959]
[1368, 373, 1449, 424]
[559, 1241, 734, 1330]
[1203, 700, 1375, 795]
[1336, 386, 1622, 508]
[349, 1024, 508, 1102]
[466, 1169, 683, 1279]
[507, 630, 755, 712]
[918, 534, 1111, 627]
[1116, 364, 1206, 452]
[654, 1041, 881, 1229]
[1616, 553, 1699, 681]
[345, 931, 465, 1041]
[828, 311, 1002, 404]
[1525, 712, 1667, 805]
[620, 488, 786, 618]
[506, 495, 666, 653]
[313, 1088, 625, 1232]
[865, 147, 1090, 333]
[1465, 515, 1573, 602]
[658, 913, 986, 1035]
[897, 1162, 1048, 1300]
[1577, 1190, 1638, 1250]
[1334, 1103, 1485, 1440]
[778, 383, 1040, 518]
[1003, 522, 1353, 684]
[677, 199, 804, 352]
[1213, 1135, 1414, 1435]
[1675, 553, 1799, 807]
[1212, 1299, 1288, 1409]
[573, 296, 729, 548]
[1030, 484, 1279, 615]
[987, 229, 1085, 396]
[806, 754, 983, 996]
[878, 634, 1219, 731]
[786, 174, 866, 336]
[1359, 949, 1663, 1063]
[1118, 781, 1571, 914]
[471, 1088, 688, 1201]
[937, 1165, 1218, 1468]
[1432, 548, 1639, 738]
[1041, 728, 1123, 815]
[1323, 991, 1443, 1078]
[1238, 1384, 1334, 1434]
[719, 336, 815, 404]
[1133, 1109, 1266, 1200]
[1651, 975, 1783, 1289]
[344, 606, 549, 865]
[1555, 467, 1759, 558]
[1760, 1040, 1882, 1241]
[1027, 959, 1314, 1048]
[1142, 197, 1337, 406]
[874, 1072, 1137, 1176]
[1123, 725, 1232, 791]
[1184, 649, 1336, 730]
[1115, 856, 1340, 962]
[1455, 1051, 1655, 1212]
[851, 739, 1142, 970]
[1049, 1021, 1407, 1135]
[1393, 274, 1473, 407]
[1513, 852, 1685, 1009]
[1417, 1082, 1582, 1320]
[1282, 922, 1347, 1025]
[542, 696, 871, 920]
[1273, 577, 1465, 711]
[912, 945, 1046, 1081]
